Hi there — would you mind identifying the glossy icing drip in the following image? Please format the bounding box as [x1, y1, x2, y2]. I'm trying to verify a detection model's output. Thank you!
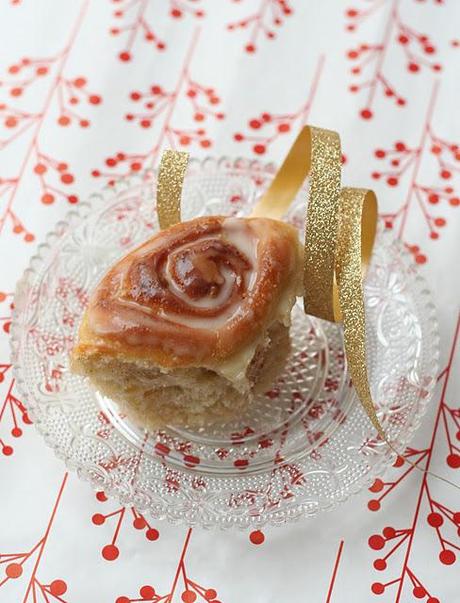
[86, 216, 300, 368]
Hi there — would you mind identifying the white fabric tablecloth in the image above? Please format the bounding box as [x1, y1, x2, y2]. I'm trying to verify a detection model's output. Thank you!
[1, 1, 459, 601]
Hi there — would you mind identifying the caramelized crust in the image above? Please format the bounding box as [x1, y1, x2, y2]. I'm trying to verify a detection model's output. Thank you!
[71, 216, 302, 370]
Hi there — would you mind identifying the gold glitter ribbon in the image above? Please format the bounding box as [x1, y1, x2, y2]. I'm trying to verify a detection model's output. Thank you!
[336, 188, 380, 435]
[252, 126, 343, 322]
[156, 150, 189, 229]
[252, 125, 383, 437]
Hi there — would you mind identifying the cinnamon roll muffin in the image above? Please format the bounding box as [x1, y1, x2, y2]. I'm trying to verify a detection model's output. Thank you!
[70, 216, 302, 428]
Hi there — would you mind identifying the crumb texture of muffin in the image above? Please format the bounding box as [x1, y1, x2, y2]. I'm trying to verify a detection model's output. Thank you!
[71, 215, 302, 428]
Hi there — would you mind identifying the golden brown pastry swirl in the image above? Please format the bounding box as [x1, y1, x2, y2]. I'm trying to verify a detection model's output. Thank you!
[75, 216, 302, 368]
[130, 223, 251, 319]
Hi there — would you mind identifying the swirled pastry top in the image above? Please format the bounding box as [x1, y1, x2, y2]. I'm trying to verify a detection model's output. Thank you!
[72, 216, 302, 370]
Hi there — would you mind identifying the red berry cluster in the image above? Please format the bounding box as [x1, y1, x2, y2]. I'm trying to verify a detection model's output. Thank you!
[116, 578, 220, 602]
[126, 84, 173, 128]
[114, 527, 220, 602]
[92, 494, 160, 562]
[111, 0, 166, 60]
[0, 55, 55, 98]
[404, 243, 428, 266]
[92, 151, 147, 186]
[344, 3, 387, 33]
[185, 80, 224, 122]
[0, 57, 96, 241]
[227, 0, 293, 53]
[0, 181, 35, 241]
[365, 323, 460, 600]
[169, 0, 205, 19]
[56, 76, 102, 128]
[32, 146, 78, 206]
[368, 527, 442, 599]
[116, 586, 221, 603]
[0, 100, 39, 131]
[427, 131, 460, 182]
[0, 366, 31, 457]
[127, 79, 223, 151]
[0, 476, 69, 599]
[94, 68, 223, 184]
[395, 15, 441, 75]
[372, 140, 417, 187]
[442, 401, 460, 469]
[347, 45, 407, 110]
[346, 2, 443, 118]
[111, 0, 204, 61]
[231, 56, 322, 154]
[0, 559, 68, 600]
[367, 449, 428, 512]
[103, 153, 141, 172]
[372, 129, 458, 245]
[1, 551, 68, 600]
[419, 185, 459, 209]
[234, 111, 297, 155]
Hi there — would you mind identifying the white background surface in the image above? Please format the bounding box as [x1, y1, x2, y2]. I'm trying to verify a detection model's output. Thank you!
[0, 1, 459, 601]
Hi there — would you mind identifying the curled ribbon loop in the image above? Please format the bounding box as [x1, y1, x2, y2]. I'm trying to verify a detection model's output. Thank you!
[252, 127, 342, 321]
[156, 150, 189, 229]
[336, 188, 382, 437]
[252, 125, 382, 436]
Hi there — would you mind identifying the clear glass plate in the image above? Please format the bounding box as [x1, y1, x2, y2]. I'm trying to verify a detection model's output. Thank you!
[10, 158, 440, 528]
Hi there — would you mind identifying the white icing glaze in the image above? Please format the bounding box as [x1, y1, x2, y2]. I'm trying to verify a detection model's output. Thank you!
[221, 217, 258, 290]
[213, 336, 262, 389]
[153, 217, 259, 330]
[87, 216, 301, 375]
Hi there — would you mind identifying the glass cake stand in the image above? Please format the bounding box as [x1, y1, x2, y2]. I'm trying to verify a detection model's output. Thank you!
[10, 157, 439, 528]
